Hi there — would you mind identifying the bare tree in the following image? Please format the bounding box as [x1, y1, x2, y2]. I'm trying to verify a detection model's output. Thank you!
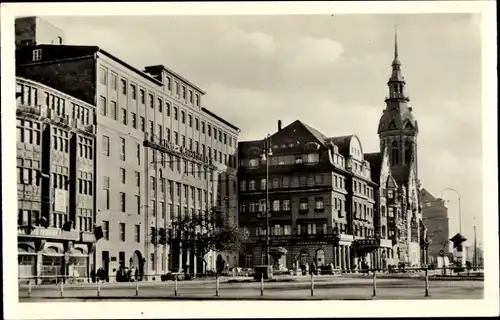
[167, 207, 248, 274]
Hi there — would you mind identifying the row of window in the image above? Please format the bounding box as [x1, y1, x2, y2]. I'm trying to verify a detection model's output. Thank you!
[241, 153, 320, 168]
[17, 82, 94, 126]
[17, 210, 92, 232]
[102, 188, 212, 216]
[102, 134, 235, 168]
[353, 201, 374, 220]
[240, 174, 331, 192]
[97, 75, 236, 148]
[16, 119, 41, 146]
[353, 178, 374, 199]
[100, 66, 201, 107]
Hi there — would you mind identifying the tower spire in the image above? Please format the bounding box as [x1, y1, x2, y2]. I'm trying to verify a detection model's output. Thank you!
[394, 25, 399, 61]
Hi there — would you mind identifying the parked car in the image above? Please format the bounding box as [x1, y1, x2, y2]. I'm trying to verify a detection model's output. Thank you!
[161, 269, 185, 282]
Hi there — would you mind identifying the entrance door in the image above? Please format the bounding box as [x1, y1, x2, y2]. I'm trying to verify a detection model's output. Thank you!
[102, 251, 109, 282]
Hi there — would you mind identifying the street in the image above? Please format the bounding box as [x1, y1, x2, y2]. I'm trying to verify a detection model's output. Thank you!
[19, 276, 484, 301]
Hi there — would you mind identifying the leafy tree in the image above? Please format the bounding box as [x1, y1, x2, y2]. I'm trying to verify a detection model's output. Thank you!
[167, 206, 249, 274]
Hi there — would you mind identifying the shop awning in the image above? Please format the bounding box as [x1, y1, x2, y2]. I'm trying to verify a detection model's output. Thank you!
[70, 247, 88, 257]
[18, 244, 36, 255]
[42, 246, 63, 256]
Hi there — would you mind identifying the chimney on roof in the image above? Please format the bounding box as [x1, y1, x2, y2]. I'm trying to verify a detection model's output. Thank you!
[278, 120, 282, 131]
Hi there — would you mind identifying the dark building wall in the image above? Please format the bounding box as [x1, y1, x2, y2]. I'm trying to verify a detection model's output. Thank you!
[17, 58, 97, 106]
[422, 199, 449, 259]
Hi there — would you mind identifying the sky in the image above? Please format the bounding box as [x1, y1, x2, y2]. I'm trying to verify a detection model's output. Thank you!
[41, 14, 483, 245]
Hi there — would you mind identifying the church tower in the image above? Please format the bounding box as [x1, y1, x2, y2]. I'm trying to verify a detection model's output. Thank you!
[377, 27, 419, 184]
[377, 27, 423, 265]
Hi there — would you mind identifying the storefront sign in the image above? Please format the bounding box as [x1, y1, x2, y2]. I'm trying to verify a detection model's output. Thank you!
[355, 239, 380, 247]
[18, 226, 79, 241]
[144, 139, 215, 168]
[297, 241, 327, 245]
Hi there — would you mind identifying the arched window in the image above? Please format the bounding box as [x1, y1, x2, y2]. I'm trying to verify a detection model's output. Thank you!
[391, 141, 399, 164]
[404, 141, 412, 164]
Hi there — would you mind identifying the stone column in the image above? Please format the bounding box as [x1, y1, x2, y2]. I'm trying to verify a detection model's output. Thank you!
[340, 246, 346, 270]
[346, 246, 351, 270]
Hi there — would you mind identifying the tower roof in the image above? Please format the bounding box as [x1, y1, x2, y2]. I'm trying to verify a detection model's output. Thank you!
[389, 25, 405, 83]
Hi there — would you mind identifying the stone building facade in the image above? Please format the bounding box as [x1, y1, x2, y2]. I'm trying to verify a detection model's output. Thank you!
[16, 76, 97, 283]
[420, 188, 450, 264]
[238, 120, 393, 271]
[15, 17, 240, 280]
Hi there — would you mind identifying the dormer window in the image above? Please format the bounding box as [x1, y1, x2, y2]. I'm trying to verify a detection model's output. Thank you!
[306, 153, 319, 163]
[32, 49, 42, 62]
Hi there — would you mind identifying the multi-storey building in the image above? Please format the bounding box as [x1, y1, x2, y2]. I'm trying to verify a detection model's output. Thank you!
[16, 76, 96, 283]
[238, 120, 391, 271]
[15, 17, 240, 280]
[238, 32, 427, 270]
[420, 188, 450, 264]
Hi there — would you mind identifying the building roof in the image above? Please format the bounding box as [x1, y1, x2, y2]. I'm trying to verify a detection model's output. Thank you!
[364, 152, 382, 183]
[326, 135, 355, 156]
[300, 121, 327, 144]
[144, 64, 206, 94]
[201, 107, 240, 132]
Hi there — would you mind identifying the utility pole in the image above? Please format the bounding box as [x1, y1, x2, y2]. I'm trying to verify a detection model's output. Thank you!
[473, 216, 477, 270]
[263, 134, 272, 266]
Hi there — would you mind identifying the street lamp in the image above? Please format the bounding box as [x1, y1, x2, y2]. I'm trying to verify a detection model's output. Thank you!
[261, 134, 272, 266]
[440, 188, 462, 233]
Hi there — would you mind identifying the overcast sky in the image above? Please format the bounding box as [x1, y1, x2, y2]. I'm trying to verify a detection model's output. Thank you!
[42, 14, 482, 244]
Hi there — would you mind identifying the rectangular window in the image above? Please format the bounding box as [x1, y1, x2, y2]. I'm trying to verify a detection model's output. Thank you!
[158, 98, 163, 112]
[149, 94, 154, 109]
[140, 89, 145, 104]
[32, 49, 42, 61]
[283, 199, 290, 211]
[119, 223, 125, 241]
[119, 138, 126, 161]
[102, 221, 109, 240]
[181, 111, 185, 124]
[136, 195, 141, 215]
[140, 116, 145, 132]
[131, 112, 137, 128]
[110, 73, 117, 90]
[195, 118, 199, 131]
[136, 143, 141, 165]
[103, 135, 110, 156]
[99, 96, 107, 116]
[120, 192, 126, 212]
[315, 197, 324, 210]
[131, 84, 137, 99]
[188, 114, 192, 127]
[299, 198, 308, 211]
[110, 101, 117, 120]
[121, 108, 127, 125]
[166, 102, 171, 116]
[173, 107, 178, 120]
[100, 67, 107, 85]
[135, 225, 140, 243]
[195, 94, 200, 106]
[120, 168, 126, 184]
[104, 189, 110, 210]
[120, 79, 127, 95]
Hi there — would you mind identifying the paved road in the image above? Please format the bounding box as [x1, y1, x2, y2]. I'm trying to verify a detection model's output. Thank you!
[19, 277, 483, 301]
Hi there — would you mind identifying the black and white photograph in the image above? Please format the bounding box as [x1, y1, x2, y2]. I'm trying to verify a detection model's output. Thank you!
[1, 1, 498, 319]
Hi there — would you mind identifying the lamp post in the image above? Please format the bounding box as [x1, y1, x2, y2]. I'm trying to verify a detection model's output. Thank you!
[440, 188, 462, 234]
[261, 134, 272, 266]
[441, 188, 465, 267]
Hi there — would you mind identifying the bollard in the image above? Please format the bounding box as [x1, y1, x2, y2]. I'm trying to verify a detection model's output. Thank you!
[28, 279, 32, 298]
[174, 275, 178, 296]
[310, 273, 314, 297]
[135, 278, 139, 296]
[260, 273, 264, 296]
[60, 278, 64, 298]
[97, 277, 101, 297]
[425, 268, 429, 297]
[215, 275, 220, 297]
[372, 270, 377, 297]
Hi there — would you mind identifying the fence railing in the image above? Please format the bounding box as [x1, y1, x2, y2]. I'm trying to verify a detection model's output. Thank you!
[18, 267, 483, 300]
